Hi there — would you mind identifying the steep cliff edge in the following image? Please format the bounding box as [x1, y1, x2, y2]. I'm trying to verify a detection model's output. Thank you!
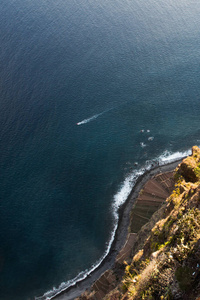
[77, 146, 200, 300]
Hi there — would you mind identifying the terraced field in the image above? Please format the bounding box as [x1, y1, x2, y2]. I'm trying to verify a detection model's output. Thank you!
[129, 171, 175, 233]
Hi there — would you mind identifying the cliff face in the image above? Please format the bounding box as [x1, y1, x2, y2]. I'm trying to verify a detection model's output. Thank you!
[78, 147, 200, 300]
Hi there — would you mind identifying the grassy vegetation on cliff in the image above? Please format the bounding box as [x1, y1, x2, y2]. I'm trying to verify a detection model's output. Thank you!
[77, 147, 200, 300]
[107, 146, 200, 300]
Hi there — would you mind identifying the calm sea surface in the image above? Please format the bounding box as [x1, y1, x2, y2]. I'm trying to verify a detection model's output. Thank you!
[0, 0, 200, 299]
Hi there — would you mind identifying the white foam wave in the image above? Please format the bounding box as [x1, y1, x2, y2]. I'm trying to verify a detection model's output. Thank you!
[112, 169, 144, 214]
[35, 167, 146, 300]
[157, 149, 191, 165]
[140, 142, 146, 148]
[35, 226, 119, 300]
[36, 147, 193, 300]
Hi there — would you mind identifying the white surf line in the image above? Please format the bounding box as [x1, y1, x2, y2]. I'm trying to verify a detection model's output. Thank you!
[157, 148, 192, 165]
[35, 167, 146, 300]
[36, 147, 194, 300]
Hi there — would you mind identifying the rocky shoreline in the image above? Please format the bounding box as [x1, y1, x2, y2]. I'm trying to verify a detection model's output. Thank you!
[52, 159, 183, 300]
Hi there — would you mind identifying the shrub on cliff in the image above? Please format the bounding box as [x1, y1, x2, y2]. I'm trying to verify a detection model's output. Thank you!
[107, 147, 200, 300]
[77, 147, 200, 300]
[177, 146, 200, 182]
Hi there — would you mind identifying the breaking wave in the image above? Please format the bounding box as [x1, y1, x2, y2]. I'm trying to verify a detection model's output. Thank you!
[157, 149, 191, 165]
[35, 147, 192, 300]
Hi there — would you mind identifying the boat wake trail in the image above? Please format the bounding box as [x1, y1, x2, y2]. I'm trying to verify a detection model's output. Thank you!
[77, 113, 103, 125]
[76, 106, 116, 126]
[76, 100, 134, 126]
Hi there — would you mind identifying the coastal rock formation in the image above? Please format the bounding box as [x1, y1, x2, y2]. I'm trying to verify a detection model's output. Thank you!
[77, 147, 200, 300]
[177, 146, 200, 183]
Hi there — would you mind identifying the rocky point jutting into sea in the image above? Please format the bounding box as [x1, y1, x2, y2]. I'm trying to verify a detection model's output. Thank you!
[76, 146, 200, 300]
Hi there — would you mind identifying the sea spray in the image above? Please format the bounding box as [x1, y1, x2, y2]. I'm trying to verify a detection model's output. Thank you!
[158, 149, 192, 165]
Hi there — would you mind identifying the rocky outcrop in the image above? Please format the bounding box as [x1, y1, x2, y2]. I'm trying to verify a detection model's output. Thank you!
[177, 146, 200, 182]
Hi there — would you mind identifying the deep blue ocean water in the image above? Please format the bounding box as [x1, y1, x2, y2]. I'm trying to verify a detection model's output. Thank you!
[0, 0, 200, 299]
